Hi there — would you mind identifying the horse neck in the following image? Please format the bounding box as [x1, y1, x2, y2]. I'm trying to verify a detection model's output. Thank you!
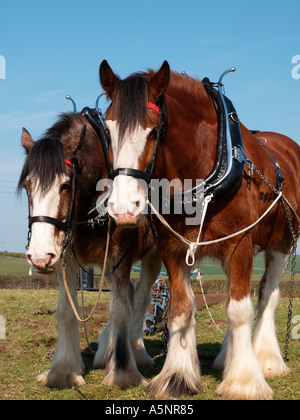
[157, 78, 218, 182]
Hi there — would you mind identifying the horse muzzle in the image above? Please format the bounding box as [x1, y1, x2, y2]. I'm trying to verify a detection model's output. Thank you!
[110, 212, 142, 227]
[107, 175, 147, 227]
[27, 253, 58, 275]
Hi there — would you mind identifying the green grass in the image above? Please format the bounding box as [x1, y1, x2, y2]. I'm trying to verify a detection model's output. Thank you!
[0, 289, 299, 400]
[0, 255, 30, 276]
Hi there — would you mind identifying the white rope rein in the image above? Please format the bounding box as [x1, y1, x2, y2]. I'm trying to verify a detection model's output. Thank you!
[194, 269, 225, 335]
[146, 191, 283, 267]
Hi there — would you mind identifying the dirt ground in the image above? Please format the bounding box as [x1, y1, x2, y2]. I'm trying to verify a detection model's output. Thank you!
[194, 293, 227, 311]
[83, 293, 227, 319]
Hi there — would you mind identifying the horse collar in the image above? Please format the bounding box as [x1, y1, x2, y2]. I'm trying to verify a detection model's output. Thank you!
[81, 106, 113, 179]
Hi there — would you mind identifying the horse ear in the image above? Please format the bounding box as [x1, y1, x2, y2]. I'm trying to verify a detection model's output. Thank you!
[99, 60, 120, 99]
[149, 61, 170, 100]
[21, 128, 35, 154]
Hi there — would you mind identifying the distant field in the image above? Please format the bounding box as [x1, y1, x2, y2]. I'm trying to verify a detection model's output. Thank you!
[0, 253, 299, 278]
[0, 255, 31, 276]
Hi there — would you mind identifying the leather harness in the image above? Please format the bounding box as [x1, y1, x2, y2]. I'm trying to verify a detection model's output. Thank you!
[26, 77, 284, 236]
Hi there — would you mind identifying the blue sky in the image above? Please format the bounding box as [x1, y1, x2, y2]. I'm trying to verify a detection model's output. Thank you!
[0, 0, 299, 253]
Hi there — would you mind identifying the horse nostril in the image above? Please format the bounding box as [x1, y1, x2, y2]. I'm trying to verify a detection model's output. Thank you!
[136, 201, 140, 208]
[46, 253, 56, 267]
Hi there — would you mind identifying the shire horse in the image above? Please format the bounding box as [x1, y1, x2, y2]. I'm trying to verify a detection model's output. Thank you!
[100, 60, 300, 399]
[18, 112, 161, 389]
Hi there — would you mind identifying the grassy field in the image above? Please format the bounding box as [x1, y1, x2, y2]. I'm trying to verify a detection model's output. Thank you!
[0, 255, 30, 276]
[1, 253, 299, 277]
[0, 289, 299, 400]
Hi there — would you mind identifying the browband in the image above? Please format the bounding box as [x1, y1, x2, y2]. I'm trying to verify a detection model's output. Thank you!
[147, 102, 160, 114]
[65, 159, 73, 168]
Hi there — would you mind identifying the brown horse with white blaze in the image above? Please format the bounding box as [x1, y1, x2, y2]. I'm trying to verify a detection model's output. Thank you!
[100, 60, 300, 399]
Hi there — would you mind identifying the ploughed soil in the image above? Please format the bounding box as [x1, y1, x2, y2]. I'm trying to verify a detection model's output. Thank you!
[194, 293, 226, 311]
[78, 294, 226, 323]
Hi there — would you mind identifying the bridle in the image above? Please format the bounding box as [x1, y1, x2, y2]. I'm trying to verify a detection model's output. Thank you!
[25, 105, 110, 252]
[26, 159, 77, 248]
[109, 101, 164, 184]
[81, 100, 165, 186]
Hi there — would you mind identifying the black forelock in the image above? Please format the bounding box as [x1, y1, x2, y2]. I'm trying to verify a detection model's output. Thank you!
[112, 74, 149, 143]
[18, 137, 66, 196]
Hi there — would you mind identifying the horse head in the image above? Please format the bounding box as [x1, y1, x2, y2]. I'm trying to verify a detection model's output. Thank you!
[100, 60, 170, 226]
[19, 113, 104, 274]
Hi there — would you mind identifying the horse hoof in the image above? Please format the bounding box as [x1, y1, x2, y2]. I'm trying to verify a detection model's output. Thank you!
[216, 378, 273, 400]
[147, 372, 202, 399]
[256, 352, 291, 379]
[102, 369, 148, 389]
[37, 370, 85, 388]
[36, 370, 51, 385]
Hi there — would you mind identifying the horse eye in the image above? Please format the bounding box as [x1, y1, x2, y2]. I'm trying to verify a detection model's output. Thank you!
[60, 183, 71, 192]
[149, 128, 157, 139]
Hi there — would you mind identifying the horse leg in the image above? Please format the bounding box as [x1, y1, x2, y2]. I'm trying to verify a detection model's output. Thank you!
[253, 249, 291, 378]
[94, 280, 135, 369]
[93, 279, 139, 369]
[216, 236, 272, 400]
[129, 249, 162, 367]
[37, 252, 85, 388]
[101, 269, 148, 389]
[147, 256, 202, 398]
[95, 249, 161, 369]
[94, 319, 111, 369]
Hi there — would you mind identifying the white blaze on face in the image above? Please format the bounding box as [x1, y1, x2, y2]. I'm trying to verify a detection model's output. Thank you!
[26, 174, 69, 268]
[106, 120, 151, 223]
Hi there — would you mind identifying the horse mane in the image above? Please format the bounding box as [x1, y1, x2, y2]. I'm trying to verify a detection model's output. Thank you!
[18, 113, 83, 196]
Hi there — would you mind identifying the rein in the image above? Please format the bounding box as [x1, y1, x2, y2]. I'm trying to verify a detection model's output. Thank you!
[147, 191, 284, 267]
[60, 217, 112, 323]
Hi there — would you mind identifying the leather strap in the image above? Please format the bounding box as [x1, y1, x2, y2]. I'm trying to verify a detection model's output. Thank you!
[112, 168, 152, 183]
[28, 216, 69, 232]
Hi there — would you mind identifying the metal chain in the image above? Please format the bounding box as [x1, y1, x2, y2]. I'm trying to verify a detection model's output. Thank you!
[251, 162, 299, 361]
[283, 238, 298, 361]
[162, 281, 170, 356]
[280, 199, 300, 361]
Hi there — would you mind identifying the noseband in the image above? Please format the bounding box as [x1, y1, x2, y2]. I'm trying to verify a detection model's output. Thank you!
[27, 159, 77, 244]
